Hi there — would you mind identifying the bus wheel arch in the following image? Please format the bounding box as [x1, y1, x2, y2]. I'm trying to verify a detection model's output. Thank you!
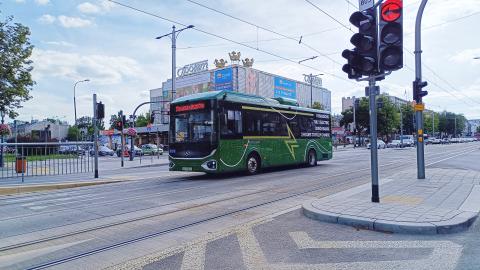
[246, 151, 261, 174]
[307, 148, 317, 167]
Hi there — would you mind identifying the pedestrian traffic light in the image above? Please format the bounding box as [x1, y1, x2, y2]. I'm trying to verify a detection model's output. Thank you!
[150, 112, 155, 124]
[115, 119, 123, 131]
[379, 0, 403, 71]
[342, 8, 378, 78]
[96, 102, 105, 119]
[413, 80, 428, 102]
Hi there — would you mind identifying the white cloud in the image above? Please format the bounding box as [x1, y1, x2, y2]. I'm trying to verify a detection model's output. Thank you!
[77, 2, 101, 14]
[35, 0, 50, 5]
[42, 40, 76, 47]
[31, 49, 144, 85]
[58, 16, 93, 28]
[38, 14, 56, 24]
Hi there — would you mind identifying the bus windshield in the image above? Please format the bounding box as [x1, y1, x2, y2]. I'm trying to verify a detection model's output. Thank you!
[173, 111, 216, 143]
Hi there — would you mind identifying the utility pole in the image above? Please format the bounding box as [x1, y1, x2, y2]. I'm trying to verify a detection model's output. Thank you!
[93, 94, 99, 178]
[432, 111, 435, 138]
[413, 0, 429, 179]
[0, 111, 5, 168]
[156, 25, 194, 101]
[129, 115, 135, 161]
[353, 96, 356, 148]
[399, 104, 404, 147]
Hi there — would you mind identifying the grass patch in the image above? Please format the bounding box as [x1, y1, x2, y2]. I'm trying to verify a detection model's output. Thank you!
[3, 154, 79, 162]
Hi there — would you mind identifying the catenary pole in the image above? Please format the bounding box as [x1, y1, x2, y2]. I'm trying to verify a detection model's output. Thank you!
[93, 94, 99, 178]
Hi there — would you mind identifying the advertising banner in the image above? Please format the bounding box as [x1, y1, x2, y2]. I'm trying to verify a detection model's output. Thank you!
[274, 77, 296, 99]
[214, 67, 233, 91]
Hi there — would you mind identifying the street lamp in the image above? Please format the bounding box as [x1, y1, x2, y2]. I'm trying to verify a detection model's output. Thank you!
[156, 24, 194, 101]
[474, 57, 480, 60]
[73, 79, 90, 127]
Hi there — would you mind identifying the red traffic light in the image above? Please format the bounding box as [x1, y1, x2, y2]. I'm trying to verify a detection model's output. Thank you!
[381, 0, 402, 22]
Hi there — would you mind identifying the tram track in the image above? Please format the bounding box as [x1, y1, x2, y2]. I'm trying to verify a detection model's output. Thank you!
[0, 146, 470, 224]
[1, 146, 476, 269]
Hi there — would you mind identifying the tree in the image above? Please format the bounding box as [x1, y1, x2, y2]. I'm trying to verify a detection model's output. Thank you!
[399, 103, 415, 135]
[0, 16, 35, 121]
[476, 126, 480, 134]
[76, 116, 104, 136]
[424, 112, 439, 136]
[311, 102, 324, 110]
[67, 126, 80, 141]
[340, 97, 369, 133]
[376, 95, 399, 140]
[135, 112, 152, 127]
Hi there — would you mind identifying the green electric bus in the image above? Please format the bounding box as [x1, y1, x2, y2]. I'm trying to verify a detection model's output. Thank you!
[168, 90, 332, 174]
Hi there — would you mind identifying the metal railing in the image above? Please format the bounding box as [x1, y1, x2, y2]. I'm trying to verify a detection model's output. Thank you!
[0, 142, 94, 181]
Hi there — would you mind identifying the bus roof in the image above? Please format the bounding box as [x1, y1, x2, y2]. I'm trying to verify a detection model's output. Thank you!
[171, 90, 330, 114]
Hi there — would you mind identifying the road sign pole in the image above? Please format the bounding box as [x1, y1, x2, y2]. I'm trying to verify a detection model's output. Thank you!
[414, 0, 428, 179]
[368, 78, 379, 203]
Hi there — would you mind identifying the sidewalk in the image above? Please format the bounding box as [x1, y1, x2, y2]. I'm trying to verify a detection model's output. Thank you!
[303, 168, 480, 234]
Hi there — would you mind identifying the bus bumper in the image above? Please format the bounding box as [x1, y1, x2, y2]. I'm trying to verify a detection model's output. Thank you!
[169, 158, 219, 173]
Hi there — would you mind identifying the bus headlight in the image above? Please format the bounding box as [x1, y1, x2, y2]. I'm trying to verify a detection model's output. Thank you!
[201, 160, 217, 171]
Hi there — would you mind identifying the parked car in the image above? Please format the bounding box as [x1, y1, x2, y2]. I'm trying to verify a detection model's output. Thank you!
[141, 144, 163, 155]
[387, 140, 401, 148]
[367, 139, 386, 149]
[429, 138, 442, 144]
[90, 146, 114, 156]
[116, 145, 143, 157]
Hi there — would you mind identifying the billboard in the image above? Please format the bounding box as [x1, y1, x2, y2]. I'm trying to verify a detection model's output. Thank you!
[274, 77, 296, 99]
[214, 67, 233, 91]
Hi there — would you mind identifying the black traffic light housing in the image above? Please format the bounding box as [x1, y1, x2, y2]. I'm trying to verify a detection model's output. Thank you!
[379, 0, 403, 71]
[150, 112, 155, 124]
[96, 102, 105, 119]
[348, 9, 378, 76]
[413, 80, 428, 102]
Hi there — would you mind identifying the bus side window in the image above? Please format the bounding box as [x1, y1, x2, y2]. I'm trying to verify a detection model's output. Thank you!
[221, 110, 242, 136]
[244, 110, 261, 136]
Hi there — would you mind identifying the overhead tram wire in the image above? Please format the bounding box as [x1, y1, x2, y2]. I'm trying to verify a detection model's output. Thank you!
[305, 0, 354, 33]
[185, 0, 346, 67]
[107, 0, 360, 86]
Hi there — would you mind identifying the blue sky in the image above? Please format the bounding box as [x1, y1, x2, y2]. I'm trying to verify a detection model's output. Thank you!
[2, 0, 480, 124]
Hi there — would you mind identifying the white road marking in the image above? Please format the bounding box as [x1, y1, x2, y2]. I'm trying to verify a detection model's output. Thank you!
[289, 231, 463, 270]
[180, 241, 206, 270]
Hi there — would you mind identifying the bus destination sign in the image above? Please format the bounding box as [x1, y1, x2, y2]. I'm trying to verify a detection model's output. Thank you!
[175, 102, 206, 112]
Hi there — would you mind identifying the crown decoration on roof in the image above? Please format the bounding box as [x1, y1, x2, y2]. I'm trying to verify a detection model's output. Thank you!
[214, 59, 228, 68]
[242, 58, 254, 67]
[228, 51, 241, 63]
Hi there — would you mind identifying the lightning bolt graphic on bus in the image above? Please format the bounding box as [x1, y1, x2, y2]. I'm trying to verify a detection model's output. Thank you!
[284, 125, 299, 160]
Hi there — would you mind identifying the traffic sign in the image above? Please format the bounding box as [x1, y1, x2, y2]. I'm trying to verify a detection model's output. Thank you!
[358, 0, 374, 11]
[381, 0, 402, 22]
[414, 103, 425, 111]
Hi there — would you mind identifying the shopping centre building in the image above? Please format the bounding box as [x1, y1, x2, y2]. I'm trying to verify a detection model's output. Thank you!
[150, 58, 332, 126]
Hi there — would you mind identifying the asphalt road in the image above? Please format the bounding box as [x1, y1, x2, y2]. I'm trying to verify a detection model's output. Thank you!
[0, 142, 478, 269]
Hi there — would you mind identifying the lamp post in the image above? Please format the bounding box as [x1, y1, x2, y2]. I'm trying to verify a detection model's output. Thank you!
[73, 79, 90, 127]
[474, 57, 480, 60]
[156, 25, 194, 101]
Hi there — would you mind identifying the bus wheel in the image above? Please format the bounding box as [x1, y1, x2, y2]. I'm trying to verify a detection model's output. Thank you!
[307, 149, 317, 167]
[246, 153, 261, 174]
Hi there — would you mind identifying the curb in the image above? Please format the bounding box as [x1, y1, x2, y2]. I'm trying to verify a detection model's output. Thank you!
[0, 180, 122, 196]
[302, 201, 479, 234]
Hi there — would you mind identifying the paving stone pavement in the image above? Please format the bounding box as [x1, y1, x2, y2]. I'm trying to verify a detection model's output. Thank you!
[303, 168, 480, 234]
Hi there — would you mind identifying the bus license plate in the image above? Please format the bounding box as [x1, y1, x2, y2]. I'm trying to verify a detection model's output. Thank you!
[182, 167, 192, 171]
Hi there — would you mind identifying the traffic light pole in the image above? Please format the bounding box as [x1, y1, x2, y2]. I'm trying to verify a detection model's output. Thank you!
[93, 94, 99, 178]
[414, 0, 428, 179]
[368, 78, 380, 203]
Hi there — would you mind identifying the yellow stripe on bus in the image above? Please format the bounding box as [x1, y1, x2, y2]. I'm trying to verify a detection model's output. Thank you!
[243, 136, 290, 139]
[241, 105, 313, 116]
